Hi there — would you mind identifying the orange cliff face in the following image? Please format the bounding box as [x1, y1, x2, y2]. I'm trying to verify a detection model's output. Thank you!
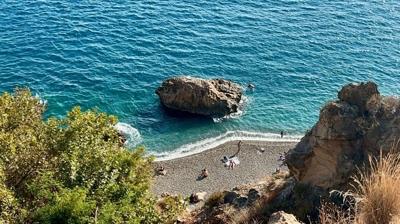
[286, 81, 400, 189]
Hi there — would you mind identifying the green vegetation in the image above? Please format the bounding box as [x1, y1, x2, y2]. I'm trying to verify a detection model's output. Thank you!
[0, 88, 177, 224]
[156, 195, 186, 224]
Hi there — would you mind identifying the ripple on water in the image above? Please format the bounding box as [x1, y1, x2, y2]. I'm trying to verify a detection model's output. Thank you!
[0, 0, 399, 154]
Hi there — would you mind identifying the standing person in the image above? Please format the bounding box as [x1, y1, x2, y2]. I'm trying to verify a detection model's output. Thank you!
[280, 131, 284, 138]
[229, 159, 236, 170]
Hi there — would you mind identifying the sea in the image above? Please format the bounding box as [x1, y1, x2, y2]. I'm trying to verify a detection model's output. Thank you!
[1, 0, 399, 160]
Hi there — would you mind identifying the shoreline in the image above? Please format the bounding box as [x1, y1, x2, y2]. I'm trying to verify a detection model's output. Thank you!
[150, 131, 302, 162]
[151, 140, 297, 197]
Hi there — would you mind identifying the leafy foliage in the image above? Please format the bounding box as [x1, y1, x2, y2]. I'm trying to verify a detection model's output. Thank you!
[156, 195, 186, 224]
[0, 89, 163, 223]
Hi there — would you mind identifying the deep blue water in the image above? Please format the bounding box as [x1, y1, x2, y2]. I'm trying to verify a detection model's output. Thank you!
[1, 0, 400, 157]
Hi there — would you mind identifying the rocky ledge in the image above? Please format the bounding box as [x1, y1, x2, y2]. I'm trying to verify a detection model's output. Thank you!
[156, 76, 243, 117]
[286, 81, 400, 189]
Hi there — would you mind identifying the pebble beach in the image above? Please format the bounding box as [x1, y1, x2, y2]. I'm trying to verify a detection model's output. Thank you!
[152, 140, 297, 197]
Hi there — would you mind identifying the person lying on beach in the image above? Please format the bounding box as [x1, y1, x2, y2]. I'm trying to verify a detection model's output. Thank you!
[156, 166, 167, 176]
[223, 156, 240, 169]
[199, 168, 209, 179]
[222, 140, 243, 169]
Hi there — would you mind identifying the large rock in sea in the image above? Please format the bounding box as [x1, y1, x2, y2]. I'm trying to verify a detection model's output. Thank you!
[156, 76, 243, 117]
[286, 82, 400, 189]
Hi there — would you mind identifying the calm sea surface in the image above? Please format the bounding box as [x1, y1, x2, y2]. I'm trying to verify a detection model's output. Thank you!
[1, 0, 399, 158]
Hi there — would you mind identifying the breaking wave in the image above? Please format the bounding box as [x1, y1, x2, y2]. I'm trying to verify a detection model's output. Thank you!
[114, 122, 142, 148]
[152, 130, 301, 161]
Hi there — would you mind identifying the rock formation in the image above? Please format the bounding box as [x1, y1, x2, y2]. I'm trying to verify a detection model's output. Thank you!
[286, 82, 400, 189]
[156, 76, 243, 117]
[180, 172, 294, 223]
[268, 211, 302, 224]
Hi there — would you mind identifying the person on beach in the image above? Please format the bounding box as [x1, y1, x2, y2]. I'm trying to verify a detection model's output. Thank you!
[280, 131, 284, 138]
[278, 152, 287, 167]
[156, 166, 167, 176]
[231, 140, 242, 169]
[189, 193, 199, 204]
[199, 168, 209, 179]
[222, 141, 242, 169]
[228, 159, 236, 170]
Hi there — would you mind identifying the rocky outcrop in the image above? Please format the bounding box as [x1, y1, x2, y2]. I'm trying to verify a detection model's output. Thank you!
[180, 172, 293, 224]
[286, 82, 400, 189]
[268, 211, 302, 224]
[189, 192, 207, 204]
[156, 76, 243, 117]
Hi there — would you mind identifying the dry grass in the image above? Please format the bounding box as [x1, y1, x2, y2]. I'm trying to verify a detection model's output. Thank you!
[319, 202, 353, 224]
[320, 151, 400, 224]
[230, 173, 293, 224]
[205, 191, 225, 208]
[354, 152, 400, 224]
[231, 198, 265, 224]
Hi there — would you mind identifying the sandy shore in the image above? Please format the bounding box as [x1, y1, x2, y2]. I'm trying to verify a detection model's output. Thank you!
[151, 140, 297, 197]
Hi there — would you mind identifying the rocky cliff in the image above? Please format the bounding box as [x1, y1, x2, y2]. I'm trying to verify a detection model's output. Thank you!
[156, 76, 243, 117]
[286, 82, 400, 189]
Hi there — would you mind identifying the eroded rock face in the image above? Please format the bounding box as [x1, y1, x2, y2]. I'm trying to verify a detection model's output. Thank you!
[156, 76, 243, 117]
[286, 82, 400, 189]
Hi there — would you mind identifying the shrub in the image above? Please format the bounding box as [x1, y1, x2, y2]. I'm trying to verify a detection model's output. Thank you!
[33, 188, 95, 224]
[157, 195, 186, 224]
[0, 89, 166, 223]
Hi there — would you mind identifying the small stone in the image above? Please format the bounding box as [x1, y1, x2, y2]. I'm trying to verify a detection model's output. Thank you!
[195, 192, 207, 201]
[268, 211, 301, 224]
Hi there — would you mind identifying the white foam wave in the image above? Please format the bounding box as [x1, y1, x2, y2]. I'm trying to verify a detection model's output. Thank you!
[114, 122, 142, 148]
[213, 95, 249, 123]
[34, 93, 48, 106]
[152, 131, 302, 161]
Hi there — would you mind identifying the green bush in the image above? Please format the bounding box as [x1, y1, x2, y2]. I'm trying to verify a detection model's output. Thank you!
[156, 195, 186, 224]
[0, 88, 163, 223]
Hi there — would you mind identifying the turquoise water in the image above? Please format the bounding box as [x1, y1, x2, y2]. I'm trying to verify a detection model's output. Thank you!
[1, 1, 400, 157]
